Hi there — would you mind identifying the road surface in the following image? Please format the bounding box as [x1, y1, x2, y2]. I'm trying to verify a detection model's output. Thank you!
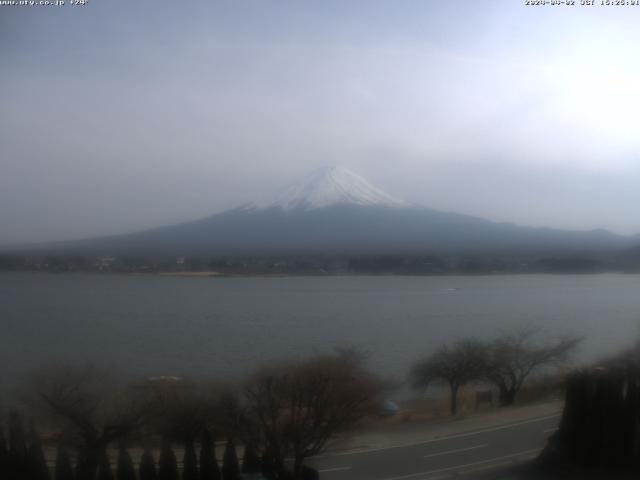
[309, 412, 560, 480]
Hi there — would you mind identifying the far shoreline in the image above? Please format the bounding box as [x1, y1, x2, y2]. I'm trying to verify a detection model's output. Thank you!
[1, 270, 638, 278]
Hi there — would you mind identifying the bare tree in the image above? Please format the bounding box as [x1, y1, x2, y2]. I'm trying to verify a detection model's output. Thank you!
[146, 380, 218, 443]
[243, 350, 382, 479]
[208, 384, 252, 444]
[484, 328, 581, 406]
[27, 365, 153, 478]
[411, 339, 487, 415]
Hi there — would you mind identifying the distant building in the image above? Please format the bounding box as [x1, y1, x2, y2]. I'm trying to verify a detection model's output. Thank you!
[95, 256, 116, 270]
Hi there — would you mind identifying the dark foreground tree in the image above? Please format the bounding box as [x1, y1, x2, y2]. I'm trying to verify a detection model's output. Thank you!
[76, 447, 99, 480]
[539, 363, 640, 476]
[411, 339, 487, 415]
[97, 451, 114, 480]
[7, 410, 29, 480]
[31, 366, 153, 479]
[116, 446, 136, 480]
[182, 438, 198, 480]
[241, 443, 261, 475]
[260, 449, 277, 480]
[54, 447, 74, 480]
[0, 427, 8, 478]
[139, 448, 157, 480]
[222, 440, 240, 480]
[150, 381, 217, 445]
[199, 429, 220, 480]
[484, 328, 581, 406]
[157, 439, 178, 480]
[244, 350, 382, 478]
[27, 426, 51, 480]
[299, 465, 319, 480]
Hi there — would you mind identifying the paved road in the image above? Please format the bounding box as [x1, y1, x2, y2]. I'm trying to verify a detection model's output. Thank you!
[309, 413, 560, 480]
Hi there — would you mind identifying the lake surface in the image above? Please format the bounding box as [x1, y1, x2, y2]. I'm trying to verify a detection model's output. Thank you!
[2, 273, 640, 388]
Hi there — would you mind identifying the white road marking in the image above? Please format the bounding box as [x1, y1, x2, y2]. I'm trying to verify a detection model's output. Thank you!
[423, 443, 488, 459]
[543, 427, 558, 433]
[319, 413, 560, 458]
[446, 448, 543, 477]
[318, 466, 352, 473]
[381, 448, 542, 480]
[456, 451, 540, 476]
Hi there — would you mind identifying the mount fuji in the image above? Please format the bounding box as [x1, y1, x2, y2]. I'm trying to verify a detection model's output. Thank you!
[33, 166, 636, 257]
[246, 166, 407, 211]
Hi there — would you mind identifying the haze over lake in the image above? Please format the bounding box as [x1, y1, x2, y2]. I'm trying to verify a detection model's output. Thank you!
[2, 272, 639, 389]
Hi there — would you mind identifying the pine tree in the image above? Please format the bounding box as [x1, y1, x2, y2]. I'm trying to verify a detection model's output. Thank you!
[97, 451, 114, 480]
[7, 410, 28, 480]
[139, 448, 157, 480]
[27, 426, 51, 480]
[182, 439, 197, 480]
[157, 439, 178, 480]
[116, 446, 135, 480]
[299, 465, 319, 480]
[75, 448, 96, 480]
[260, 449, 277, 480]
[198, 429, 219, 480]
[0, 426, 9, 480]
[221, 440, 239, 480]
[241, 444, 260, 475]
[53, 447, 74, 480]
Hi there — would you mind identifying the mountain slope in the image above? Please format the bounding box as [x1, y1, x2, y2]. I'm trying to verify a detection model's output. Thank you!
[19, 166, 639, 257]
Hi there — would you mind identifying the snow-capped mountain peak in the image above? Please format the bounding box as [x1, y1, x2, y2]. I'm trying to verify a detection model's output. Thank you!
[249, 166, 407, 211]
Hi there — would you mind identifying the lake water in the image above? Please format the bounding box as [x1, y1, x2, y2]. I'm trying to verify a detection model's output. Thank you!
[2, 273, 640, 388]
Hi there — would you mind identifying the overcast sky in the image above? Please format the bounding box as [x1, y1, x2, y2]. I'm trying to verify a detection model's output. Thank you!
[2, 1, 640, 245]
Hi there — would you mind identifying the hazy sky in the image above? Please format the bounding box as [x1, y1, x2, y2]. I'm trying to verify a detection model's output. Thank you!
[3, 1, 640, 245]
